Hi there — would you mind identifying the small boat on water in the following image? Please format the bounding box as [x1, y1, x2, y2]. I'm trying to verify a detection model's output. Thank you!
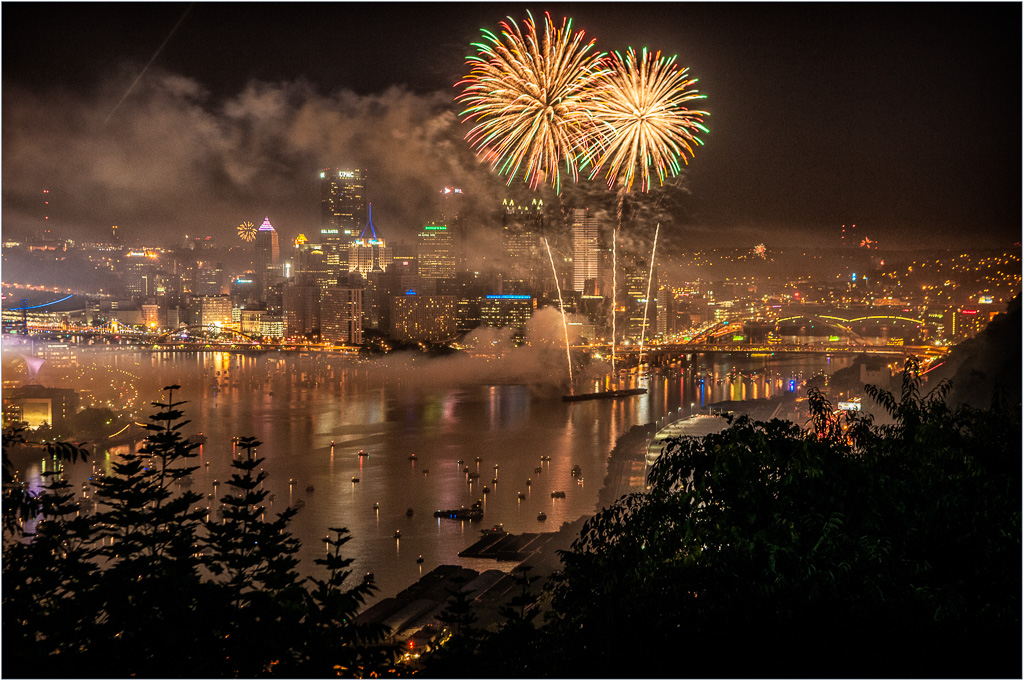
[534, 466, 542, 473]
[540, 455, 551, 462]
[358, 449, 368, 456]
[373, 502, 379, 510]
[467, 472, 480, 479]
[187, 433, 207, 445]
[562, 388, 647, 402]
[406, 508, 414, 517]
[363, 572, 374, 583]
[351, 477, 360, 483]
[482, 524, 506, 535]
[551, 491, 566, 498]
[416, 555, 424, 564]
[305, 485, 315, 493]
[394, 530, 402, 539]
[517, 492, 527, 500]
[537, 512, 547, 521]
[571, 465, 582, 477]
[482, 486, 490, 494]
[525, 478, 531, 486]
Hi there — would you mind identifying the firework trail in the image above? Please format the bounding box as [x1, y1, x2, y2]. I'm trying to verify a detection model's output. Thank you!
[104, 4, 193, 127]
[456, 12, 607, 193]
[543, 237, 574, 389]
[583, 47, 708, 193]
[637, 222, 660, 368]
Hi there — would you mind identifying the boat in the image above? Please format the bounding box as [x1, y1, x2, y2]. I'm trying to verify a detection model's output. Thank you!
[358, 449, 369, 457]
[540, 455, 551, 461]
[305, 485, 315, 493]
[393, 530, 402, 539]
[482, 524, 506, 535]
[571, 465, 582, 477]
[433, 507, 484, 521]
[187, 433, 207, 445]
[409, 454, 417, 460]
[482, 486, 490, 494]
[405, 508, 414, 517]
[467, 472, 480, 479]
[525, 478, 531, 486]
[363, 572, 374, 583]
[433, 501, 483, 521]
[551, 491, 566, 498]
[533, 466, 542, 473]
[517, 492, 527, 500]
[562, 388, 647, 402]
[373, 502, 379, 510]
[351, 477, 360, 483]
[416, 555, 424, 564]
[537, 512, 547, 521]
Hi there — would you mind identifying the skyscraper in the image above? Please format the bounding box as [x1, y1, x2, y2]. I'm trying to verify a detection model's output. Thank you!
[254, 217, 280, 300]
[347, 204, 392, 276]
[439, 186, 466, 270]
[417, 224, 455, 280]
[571, 208, 599, 293]
[319, 168, 367, 243]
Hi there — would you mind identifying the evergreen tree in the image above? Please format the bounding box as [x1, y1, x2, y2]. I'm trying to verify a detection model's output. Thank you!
[201, 436, 306, 676]
[89, 385, 207, 675]
[284, 527, 395, 676]
[3, 431, 98, 677]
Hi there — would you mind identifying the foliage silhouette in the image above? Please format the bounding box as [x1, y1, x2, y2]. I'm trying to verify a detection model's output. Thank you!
[2, 387, 394, 678]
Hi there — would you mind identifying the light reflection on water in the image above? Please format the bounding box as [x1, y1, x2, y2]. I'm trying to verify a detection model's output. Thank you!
[20, 349, 848, 604]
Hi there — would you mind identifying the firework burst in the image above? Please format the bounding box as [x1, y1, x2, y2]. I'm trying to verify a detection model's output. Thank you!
[456, 12, 607, 192]
[237, 221, 256, 242]
[583, 47, 708, 193]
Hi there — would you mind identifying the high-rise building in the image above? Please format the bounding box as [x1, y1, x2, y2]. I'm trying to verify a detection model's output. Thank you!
[348, 204, 392, 276]
[417, 224, 455, 280]
[254, 217, 280, 299]
[319, 168, 367, 243]
[282, 280, 321, 339]
[501, 197, 544, 287]
[571, 208, 600, 293]
[196, 295, 233, 327]
[439, 187, 467, 270]
[390, 294, 456, 343]
[321, 287, 363, 345]
[480, 294, 535, 343]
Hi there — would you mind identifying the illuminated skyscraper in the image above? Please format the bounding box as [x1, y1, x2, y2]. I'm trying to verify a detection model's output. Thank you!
[439, 187, 467, 269]
[348, 204, 392, 276]
[501, 197, 544, 287]
[254, 217, 280, 299]
[571, 208, 599, 293]
[417, 224, 455, 280]
[319, 168, 367, 243]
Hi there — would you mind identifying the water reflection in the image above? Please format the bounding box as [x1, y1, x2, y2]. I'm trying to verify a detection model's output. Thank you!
[17, 348, 847, 605]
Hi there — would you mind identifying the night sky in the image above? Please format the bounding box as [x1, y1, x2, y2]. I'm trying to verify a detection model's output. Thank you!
[3, 2, 1020, 250]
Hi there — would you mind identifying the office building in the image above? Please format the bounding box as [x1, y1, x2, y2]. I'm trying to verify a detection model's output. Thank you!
[571, 208, 600, 293]
[418, 224, 455, 280]
[254, 217, 280, 299]
[320, 167, 367, 242]
[195, 295, 233, 327]
[390, 294, 456, 343]
[321, 287, 363, 345]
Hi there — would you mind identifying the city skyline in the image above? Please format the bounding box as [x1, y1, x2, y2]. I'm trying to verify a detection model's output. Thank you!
[2, 3, 1020, 250]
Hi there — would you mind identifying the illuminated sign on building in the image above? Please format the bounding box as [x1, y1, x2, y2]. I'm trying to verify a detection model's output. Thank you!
[321, 229, 338, 234]
[486, 295, 531, 300]
[424, 225, 448, 231]
[339, 171, 355, 178]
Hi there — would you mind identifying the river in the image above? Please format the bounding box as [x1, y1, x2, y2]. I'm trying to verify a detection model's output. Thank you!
[9, 346, 850, 603]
